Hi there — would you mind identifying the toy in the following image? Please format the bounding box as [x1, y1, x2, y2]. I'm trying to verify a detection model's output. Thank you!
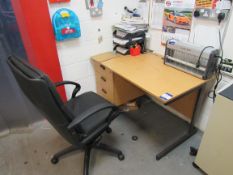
[52, 8, 81, 41]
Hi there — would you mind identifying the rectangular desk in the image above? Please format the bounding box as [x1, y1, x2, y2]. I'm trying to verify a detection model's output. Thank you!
[92, 53, 208, 160]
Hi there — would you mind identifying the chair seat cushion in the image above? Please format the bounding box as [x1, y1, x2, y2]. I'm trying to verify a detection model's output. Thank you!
[65, 92, 113, 134]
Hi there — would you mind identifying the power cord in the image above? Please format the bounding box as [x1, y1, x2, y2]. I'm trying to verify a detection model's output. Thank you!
[208, 57, 223, 102]
[208, 29, 224, 102]
[196, 46, 214, 68]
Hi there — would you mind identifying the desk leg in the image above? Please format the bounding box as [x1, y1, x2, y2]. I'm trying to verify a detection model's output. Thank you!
[156, 88, 202, 160]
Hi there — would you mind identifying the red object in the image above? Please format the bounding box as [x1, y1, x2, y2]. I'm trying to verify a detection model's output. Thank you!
[62, 28, 76, 35]
[11, 0, 67, 101]
[130, 45, 141, 56]
[49, 0, 70, 3]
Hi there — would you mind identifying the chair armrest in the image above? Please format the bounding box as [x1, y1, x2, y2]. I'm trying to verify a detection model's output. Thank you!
[67, 103, 117, 130]
[55, 81, 81, 98]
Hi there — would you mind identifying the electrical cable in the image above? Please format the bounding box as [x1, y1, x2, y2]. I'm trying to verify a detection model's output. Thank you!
[196, 46, 214, 68]
[208, 28, 224, 102]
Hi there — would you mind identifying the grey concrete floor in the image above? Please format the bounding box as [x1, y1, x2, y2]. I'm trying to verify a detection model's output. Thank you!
[0, 100, 203, 175]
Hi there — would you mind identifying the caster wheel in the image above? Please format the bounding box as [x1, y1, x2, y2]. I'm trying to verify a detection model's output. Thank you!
[118, 153, 125, 161]
[106, 127, 112, 134]
[51, 157, 59, 164]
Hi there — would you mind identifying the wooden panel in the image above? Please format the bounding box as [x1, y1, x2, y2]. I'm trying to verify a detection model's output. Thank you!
[92, 59, 115, 77]
[91, 52, 119, 62]
[113, 74, 144, 106]
[103, 53, 207, 104]
[95, 71, 113, 87]
[195, 95, 233, 175]
[168, 90, 198, 119]
[92, 53, 115, 104]
[96, 78, 114, 102]
[95, 72, 113, 99]
[95, 72, 144, 106]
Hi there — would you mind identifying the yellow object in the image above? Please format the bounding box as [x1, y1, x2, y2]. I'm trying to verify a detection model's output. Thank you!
[60, 11, 70, 18]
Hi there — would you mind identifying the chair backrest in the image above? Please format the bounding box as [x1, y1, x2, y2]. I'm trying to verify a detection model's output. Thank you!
[7, 56, 80, 145]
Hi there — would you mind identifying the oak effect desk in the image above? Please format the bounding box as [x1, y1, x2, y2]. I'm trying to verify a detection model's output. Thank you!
[91, 52, 207, 160]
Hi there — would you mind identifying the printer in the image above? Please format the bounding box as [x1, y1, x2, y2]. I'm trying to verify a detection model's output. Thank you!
[164, 39, 219, 80]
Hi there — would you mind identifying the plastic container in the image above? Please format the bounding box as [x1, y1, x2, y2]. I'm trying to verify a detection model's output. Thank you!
[52, 8, 81, 41]
[130, 44, 141, 56]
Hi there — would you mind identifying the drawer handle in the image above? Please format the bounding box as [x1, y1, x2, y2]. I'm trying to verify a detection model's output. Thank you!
[101, 88, 107, 94]
[100, 76, 106, 82]
[100, 65, 106, 70]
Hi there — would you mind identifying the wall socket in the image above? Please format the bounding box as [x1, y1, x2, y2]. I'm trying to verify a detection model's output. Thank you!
[194, 8, 229, 21]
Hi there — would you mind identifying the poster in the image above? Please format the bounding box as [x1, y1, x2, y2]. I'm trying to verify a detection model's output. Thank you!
[195, 0, 219, 9]
[196, 0, 213, 8]
[161, 0, 195, 44]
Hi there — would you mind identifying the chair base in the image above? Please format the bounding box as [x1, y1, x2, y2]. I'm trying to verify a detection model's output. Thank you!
[51, 138, 125, 175]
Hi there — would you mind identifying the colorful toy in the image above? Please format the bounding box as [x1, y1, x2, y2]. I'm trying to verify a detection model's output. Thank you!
[52, 8, 81, 41]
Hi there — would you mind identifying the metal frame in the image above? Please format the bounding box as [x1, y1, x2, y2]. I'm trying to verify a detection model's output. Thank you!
[51, 131, 125, 175]
[156, 87, 203, 160]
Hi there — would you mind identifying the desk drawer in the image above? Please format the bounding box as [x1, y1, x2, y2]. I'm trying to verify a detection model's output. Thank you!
[92, 59, 113, 77]
[96, 72, 113, 88]
[96, 82, 113, 102]
[95, 72, 113, 102]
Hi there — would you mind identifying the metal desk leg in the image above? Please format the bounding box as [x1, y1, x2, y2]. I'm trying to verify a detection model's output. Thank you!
[156, 88, 202, 161]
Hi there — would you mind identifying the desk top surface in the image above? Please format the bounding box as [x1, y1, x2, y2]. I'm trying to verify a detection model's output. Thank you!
[102, 53, 207, 104]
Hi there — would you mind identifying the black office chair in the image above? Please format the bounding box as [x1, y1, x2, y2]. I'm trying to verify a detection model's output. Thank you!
[7, 56, 125, 175]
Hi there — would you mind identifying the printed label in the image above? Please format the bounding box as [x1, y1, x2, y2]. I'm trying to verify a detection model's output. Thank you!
[160, 93, 173, 101]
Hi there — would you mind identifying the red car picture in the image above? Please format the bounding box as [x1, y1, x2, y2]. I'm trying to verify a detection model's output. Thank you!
[167, 11, 190, 25]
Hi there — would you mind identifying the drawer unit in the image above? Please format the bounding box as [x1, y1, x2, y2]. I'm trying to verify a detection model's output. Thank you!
[92, 52, 116, 102]
[95, 72, 114, 101]
[91, 52, 144, 105]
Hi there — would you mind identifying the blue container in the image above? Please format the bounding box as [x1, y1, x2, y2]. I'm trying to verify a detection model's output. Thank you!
[52, 8, 81, 41]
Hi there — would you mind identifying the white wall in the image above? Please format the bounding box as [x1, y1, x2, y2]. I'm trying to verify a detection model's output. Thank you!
[48, 0, 138, 99]
[223, 9, 233, 61]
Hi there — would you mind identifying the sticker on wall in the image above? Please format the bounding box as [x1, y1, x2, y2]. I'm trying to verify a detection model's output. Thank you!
[49, 0, 71, 3]
[52, 8, 81, 41]
[86, 0, 104, 17]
